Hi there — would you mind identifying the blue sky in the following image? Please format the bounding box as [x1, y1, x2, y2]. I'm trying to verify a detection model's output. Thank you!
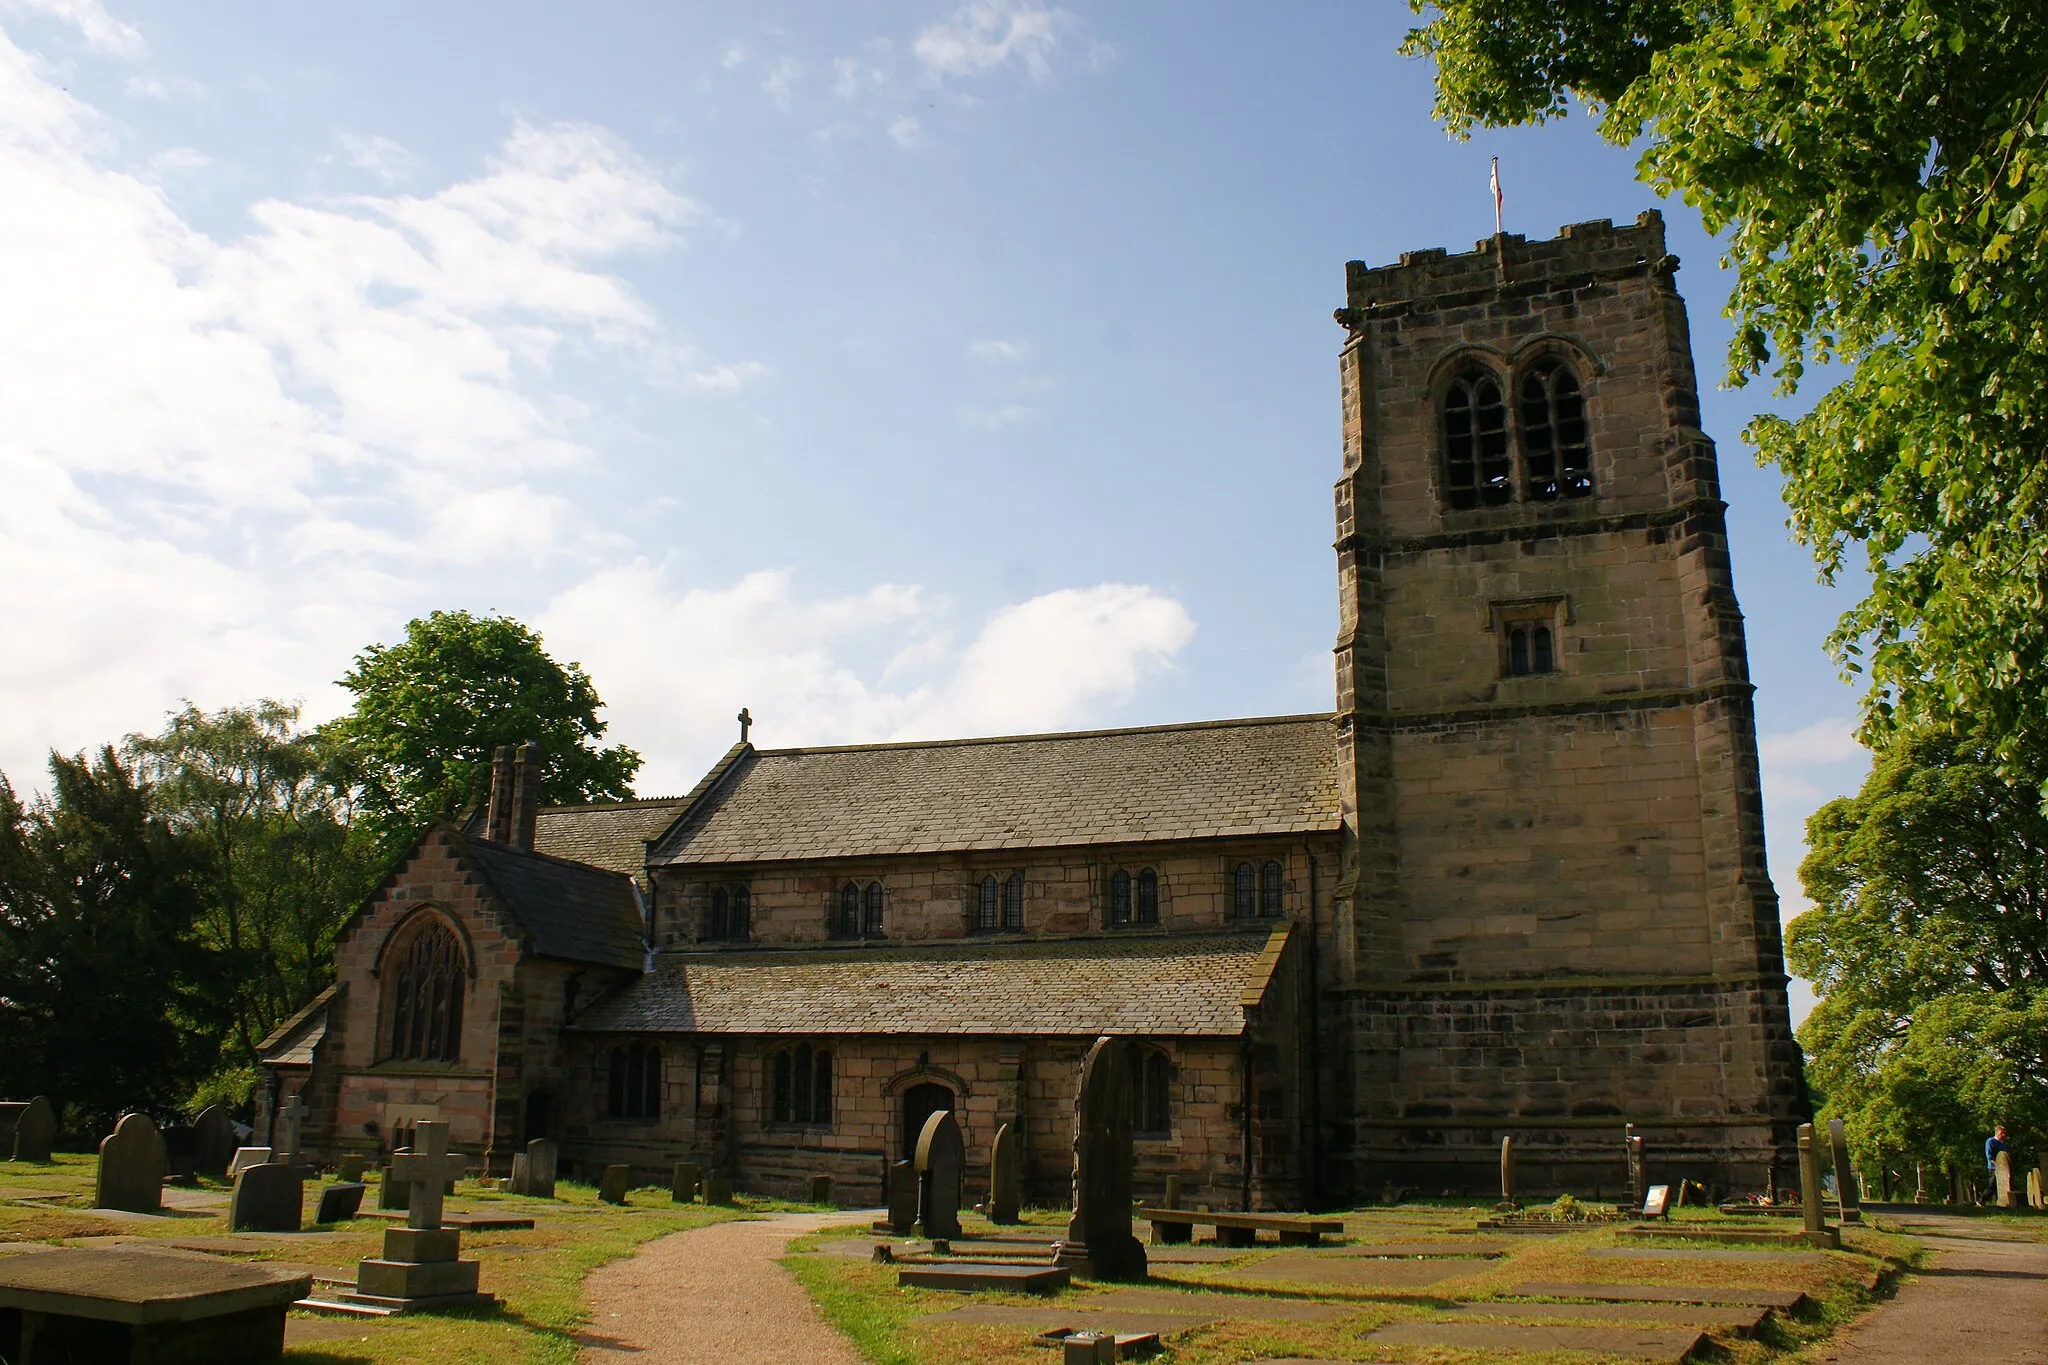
[0, 1, 1865, 1016]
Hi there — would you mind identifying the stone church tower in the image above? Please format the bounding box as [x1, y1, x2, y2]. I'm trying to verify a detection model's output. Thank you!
[1326, 211, 1806, 1196]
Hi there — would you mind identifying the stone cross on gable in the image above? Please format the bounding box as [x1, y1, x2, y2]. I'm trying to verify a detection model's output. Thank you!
[389, 1121, 467, 1231]
[276, 1092, 309, 1165]
[737, 708, 752, 743]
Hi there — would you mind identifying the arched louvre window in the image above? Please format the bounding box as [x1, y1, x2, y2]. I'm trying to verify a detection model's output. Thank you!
[771, 1043, 833, 1125]
[1136, 869, 1160, 925]
[1259, 860, 1283, 918]
[1233, 862, 1256, 919]
[977, 875, 999, 931]
[863, 882, 885, 935]
[389, 920, 465, 1062]
[838, 882, 861, 938]
[1443, 372, 1512, 510]
[1125, 1044, 1172, 1137]
[1003, 872, 1024, 931]
[1108, 869, 1133, 926]
[607, 1042, 661, 1118]
[1520, 363, 1594, 500]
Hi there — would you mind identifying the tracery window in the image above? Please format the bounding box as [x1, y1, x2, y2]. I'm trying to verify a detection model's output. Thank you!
[770, 1042, 833, 1126]
[387, 919, 465, 1062]
[1109, 869, 1160, 927]
[703, 885, 751, 942]
[1125, 1044, 1172, 1137]
[1259, 860, 1283, 918]
[1233, 862, 1256, 918]
[1442, 371, 1512, 510]
[606, 1042, 661, 1119]
[1518, 362, 1594, 501]
[836, 881, 886, 938]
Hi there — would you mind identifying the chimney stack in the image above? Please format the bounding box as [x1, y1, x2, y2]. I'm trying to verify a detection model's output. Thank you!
[510, 741, 545, 852]
[484, 745, 516, 844]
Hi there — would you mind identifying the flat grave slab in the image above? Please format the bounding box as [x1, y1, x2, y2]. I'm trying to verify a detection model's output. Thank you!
[362, 1209, 535, 1230]
[899, 1261, 1071, 1293]
[922, 1305, 1210, 1338]
[1338, 1240, 1509, 1258]
[0, 1188, 70, 1202]
[1368, 1321, 1708, 1363]
[1513, 1281, 1811, 1311]
[1228, 1254, 1483, 1287]
[1444, 1300, 1771, 1332]
[1620, 1225, 1838, 1249]
[0, 1245, 311, 1364]
[1587, 1246, 1829, 1264]
[160, 1186, 230, 1211]
[1086, 1289, 1355, 1322]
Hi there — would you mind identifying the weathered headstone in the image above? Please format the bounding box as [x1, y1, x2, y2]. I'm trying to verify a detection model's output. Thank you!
[274, 1091, 309, 1169]
[0, 1096, 55, 1163]
[1624, 1124, 1647, 1212]
[1826, 1118, 1862, 1222]
[671, 1160, 699, 1203]
[192, 1103, 235, 1179]
[1500, 1134, 1516, 1205]
[95, 1113, 165, 1213]
[988, 1121, 1022, 1224]
[2030, 1165, 2044, 1210]
[229, 1146, 273, 1178]
[599, 1163, 631, 1204]
[1797, 1123, 1825, 1237]
[915, 1109, 966, 1240]
[510, 1153, 530, 1195]
[1995, 1150, 2016, 1208]
[351, 1121, 490, 1308]
[229, 1161, 304, 1232]
[886, 1159, 919, 1233]
[316, 1181, 367, 1223]
[522, 1138, 558, 1198]
[704, 1174, 735, 1205]
[807, 1173, 833, 1205]
[378, 1157, 410, 1212]
[337, 1153, 368, 1182]
[1064, 1036, 1147, 1281]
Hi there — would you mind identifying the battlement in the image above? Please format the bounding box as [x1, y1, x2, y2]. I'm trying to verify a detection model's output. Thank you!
[1344, 210, 1673, 310]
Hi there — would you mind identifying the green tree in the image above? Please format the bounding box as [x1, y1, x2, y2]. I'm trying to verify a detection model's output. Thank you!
[1788, 727, 2048, 1182]
[323, 610, 640, 848]
[0, 750, 212, 1133]
[125, 702, 374, 1101]
[1405, 1, 2048, 784]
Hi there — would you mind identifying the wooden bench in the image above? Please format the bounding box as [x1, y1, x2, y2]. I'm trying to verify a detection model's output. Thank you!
[1135, 1206, 1346, 1247]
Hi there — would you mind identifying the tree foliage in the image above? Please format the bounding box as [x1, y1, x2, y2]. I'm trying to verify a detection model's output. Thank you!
[1406, 1, 2048, 783]
[1787, 727, 2048, 1177]
[322, 610, 641, 848]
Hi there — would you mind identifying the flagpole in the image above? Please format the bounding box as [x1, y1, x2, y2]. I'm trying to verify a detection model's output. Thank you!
[1491, 156, 1508, 288]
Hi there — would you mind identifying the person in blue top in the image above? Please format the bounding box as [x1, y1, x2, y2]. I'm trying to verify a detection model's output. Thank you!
[1986, 1125, 2010, 1200]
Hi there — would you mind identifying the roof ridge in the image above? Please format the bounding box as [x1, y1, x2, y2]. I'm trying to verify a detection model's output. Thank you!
[751, 712, 1337, 758]
[537, 795, 694, 813]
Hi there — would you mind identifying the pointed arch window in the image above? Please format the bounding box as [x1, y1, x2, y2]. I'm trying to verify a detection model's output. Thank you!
[771, 1043, 833, 1126]
[1004, 872, 1024, 930]
[606, 1041, 661, 1118]
[1519, 362, 1594, 500]
[863, 882, 885, 935]
[1124, 1043, 1173, 1138]
[1108, 869, 1133, 927]
[387, 919, 466, 1062]
[1443, 371, 1512, 510]
[835, 881, 885, 939]
[1259, 860, 1284, 918]
[974, 873, 1027, 933]
[703, 885, 751, 942]
[1233, 862, 1256, 918]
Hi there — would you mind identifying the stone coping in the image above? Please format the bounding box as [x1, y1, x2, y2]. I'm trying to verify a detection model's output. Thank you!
[0, 1247, 310, 1324]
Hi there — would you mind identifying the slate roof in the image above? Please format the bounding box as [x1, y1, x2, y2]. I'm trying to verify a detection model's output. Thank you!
[568, 932, 1281, 1037]
[465, 838, 646, 972]
[256, 984, 337, 1067]
[652, 715, 1340, 866]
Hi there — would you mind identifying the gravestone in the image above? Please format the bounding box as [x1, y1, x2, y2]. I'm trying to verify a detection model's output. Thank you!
[1796, 1123, 1825, 1236]
[807, 1173, 833, 1205]
[229, 1146, 272, 1178]
[886, 1160, 919, 1233]
[599, 1163, 631, 1204]
[1995, 1150, 2015, 1208]
[1500, 1134, 1516, 1205]
[988, 1121, 1022, 1224]
[337, 1153, 368, 1182]
[316, 1181, 367, 1223]
[0, 1096, 55, 1163]
[274, 1091, 309, 1169]
[162, 1125, 197, 1182]
[193, 1104, 235, 1180]
[1825, 1118, 1862, 1221]
[378, 1157, 410, 1212]
[510, 1153, 530, 1195]
[95, 1113, 165, 1213]
[349, 1121, 491, 1308]
[914, 1109, 965, 1240]
[671, 1160, 699, 1203]
[523, 1138, 558, 1198]
[1642, 1184, 1670, 1218]
[1064, 1035, 1147, 1281]
[704, 1174, 734, 1205]
[1624, 1124, 1647, 1212]
[2030, 1165, 2044, 1210]
[229, 1161, 304, 1232]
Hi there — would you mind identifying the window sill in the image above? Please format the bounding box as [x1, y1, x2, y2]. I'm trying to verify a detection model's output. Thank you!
[599, 1116, 662, 1125]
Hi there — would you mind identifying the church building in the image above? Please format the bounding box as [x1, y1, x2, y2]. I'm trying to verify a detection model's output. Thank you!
[259, 212, 1808, 1205]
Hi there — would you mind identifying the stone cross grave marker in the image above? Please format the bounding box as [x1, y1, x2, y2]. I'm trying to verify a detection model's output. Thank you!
[1500, 1134, 1516, 1205]
[523, 1138, 557, 1198]
[229, 1161, 303, 1232]
[886, 1160, 918, 1233]
[988, 1121, 1021, 1224]
[671, 1160, 699, 1204]
[1826, 1118, 1862, 1222]
[915, 1109, 965, 1240]
[391, 1123, 468, 1230]
[1796, 1123, 1825, 1235]
[0, 1096, 55, 1163]
[192, 1104, 235, 1180]
[275, 1091, 309, 1168]
[1623, 1124, 1646, 1212]
[1065, 1036, 1147, 1282]
[95, 1113, 165, 1213]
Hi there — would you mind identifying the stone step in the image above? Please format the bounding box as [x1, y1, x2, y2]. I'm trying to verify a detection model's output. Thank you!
[1367, 1321, 1708, 1363]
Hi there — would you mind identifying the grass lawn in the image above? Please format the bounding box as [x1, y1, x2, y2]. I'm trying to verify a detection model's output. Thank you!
[0, 1154, 797, 1365]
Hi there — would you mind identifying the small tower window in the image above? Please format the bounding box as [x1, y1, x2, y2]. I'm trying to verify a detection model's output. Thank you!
[1519, 362, 1594, 500]
[1233, 862, 1256, 918]
[1443, 371, 1512, 510]
[1500, 604, 1562, 678]
[1259, 860, 1283, 917]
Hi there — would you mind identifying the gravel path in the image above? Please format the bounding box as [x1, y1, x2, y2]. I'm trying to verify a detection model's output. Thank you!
[577, 1209, 876, 1365]
[1820, 1212, 2048, 1363]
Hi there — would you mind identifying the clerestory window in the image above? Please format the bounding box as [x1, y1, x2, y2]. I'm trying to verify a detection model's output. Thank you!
[975, 872, 1026, 933]
[703, 885, 751, 942]
[835, 881, 886, 939]
[1108, 868, 1160, 928]
[1259, 860, 1283, 917]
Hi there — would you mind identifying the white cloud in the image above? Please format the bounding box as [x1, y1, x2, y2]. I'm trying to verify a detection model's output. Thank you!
[147, 144, 207, 173]
[966, 403, 1038, 429]
[683, 359, 768, 393]
[1759, 716, 1866, 804]
[337, 132, 425, 186]
[832, 55, 889, 102]
[125, 73, 204, 102]
[913, 0, 1072, 81]
[762, 56, 805, 111]
[719, 41, 746, 70]
[967, 337, 1028, 363]
[887, 115, 923, 150]
[2, 0, 141, 57]
[536, 568, 1196, 793]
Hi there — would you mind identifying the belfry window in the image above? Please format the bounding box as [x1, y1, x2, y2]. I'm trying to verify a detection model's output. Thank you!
[1519, 362, 1594, 500]
[1233, 862, 1256, 918]
[1259, 860, 1283, 917]
[703, 885, 751, 942]
[606, 1042, 661, 1119]
[387, 919, 465, 1062]
[771, 1043, 833, 1126]
[1443, 372, 1512, 510]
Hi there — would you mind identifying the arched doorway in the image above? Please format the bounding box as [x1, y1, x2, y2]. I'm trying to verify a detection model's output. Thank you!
[901, 1082, 954, 1161]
